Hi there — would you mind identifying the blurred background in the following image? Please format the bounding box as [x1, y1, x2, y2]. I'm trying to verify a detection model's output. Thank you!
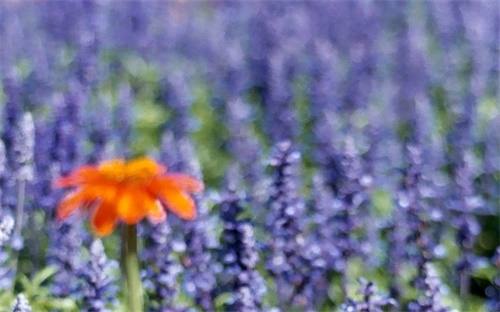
[0, 1, 499, 311]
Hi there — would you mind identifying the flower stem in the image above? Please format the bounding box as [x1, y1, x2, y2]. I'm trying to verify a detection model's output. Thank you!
[123, 224, 143, 312]
[10, 179, 26, 293]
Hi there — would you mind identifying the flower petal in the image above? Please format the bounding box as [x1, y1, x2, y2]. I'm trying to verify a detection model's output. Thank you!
[53, 166, 102, 188]
[153, 174, 204, 193]
[116, 187, 148, 224]
[158, 188, 197, 220]
[56, 185, 118, 221]
[92, 200, 118, 236]
[147, 200, 167, 223]
[57, 188, 88, 220]
[125, 157, 166, 178]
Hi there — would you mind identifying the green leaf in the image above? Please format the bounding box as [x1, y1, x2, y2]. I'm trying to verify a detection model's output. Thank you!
[213, 292, 234, 310]
[372, 189, 394, 217]
[31, 266, 58, 289]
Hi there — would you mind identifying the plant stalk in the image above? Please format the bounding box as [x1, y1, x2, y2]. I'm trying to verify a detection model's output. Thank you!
[10, 179, 26, 292]
[123, 224, 143, 312]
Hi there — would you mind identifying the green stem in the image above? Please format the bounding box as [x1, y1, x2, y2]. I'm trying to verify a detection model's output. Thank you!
[10, 179, 26, 293]
[123, 224, 143, 312]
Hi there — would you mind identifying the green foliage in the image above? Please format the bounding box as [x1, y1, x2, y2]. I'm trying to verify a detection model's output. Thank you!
[14, 267, 78, 312]
[372, 189, 395, 218]
[213, 292, 233, 311]
[191, 82, 231, 188]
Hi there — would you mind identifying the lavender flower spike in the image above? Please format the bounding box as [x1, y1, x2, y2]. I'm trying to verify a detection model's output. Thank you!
[0, 140, 6, 207]
[266, 141, 311, 308]
[218, 189, 266, 312]
[47, 219, 83, 298]
[12, 293, 32, 312]
[408, 262, 450, 312]
[0, 215, 14, 247]
[79, 239, 118, 312]
[142, 221, 184, 311]
[340, 278, 397, 312]
[0, 214, 14, 290]
[10, 112, 35, 272]
[14, 113, 35, 183]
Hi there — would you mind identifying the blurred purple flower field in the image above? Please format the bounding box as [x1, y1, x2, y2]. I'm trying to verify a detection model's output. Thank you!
[0, 1, 499, 311]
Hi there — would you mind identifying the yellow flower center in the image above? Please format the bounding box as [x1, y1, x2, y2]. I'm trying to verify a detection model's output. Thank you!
[98, 158, 164, 184]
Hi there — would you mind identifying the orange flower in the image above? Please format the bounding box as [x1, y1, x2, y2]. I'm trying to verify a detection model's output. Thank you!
[54, 157, 204, 236]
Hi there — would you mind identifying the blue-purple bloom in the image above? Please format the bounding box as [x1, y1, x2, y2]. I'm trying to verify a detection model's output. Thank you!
[0, 140, 6, 211]
[1, 72, 24, 212]
[408, 263, 450, 312]
[114, 83, 134, 158]
[142, 221, 185, 311]
[218, 189, 266, 311]
[174, 139, 219, 312]
[340, 278, 397, 312]
[12, 293, 32, 312]
[78, 239, 118, 312]
[47, 218, 83, 298]
[0, 2, 497, 311]
[265, 141, 314, 308]
[0, 214, 14, 290]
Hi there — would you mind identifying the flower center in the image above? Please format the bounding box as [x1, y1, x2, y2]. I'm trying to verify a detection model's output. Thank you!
[98, 158, 164, 184]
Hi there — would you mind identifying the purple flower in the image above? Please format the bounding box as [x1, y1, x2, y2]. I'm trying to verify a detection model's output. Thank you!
[408, 263, 450, 312]
[39, 1, 82, 45]
[307, 174, 338, 304]
[0, 140, 6, 210]
[214, 39, 248, 100]
[46, 82, 88, 299]
[320, 138, 373, 299]
[0, 216, 14, 248]
[47, 218, 83, 298]
[33, 119, 56, 212]
[341, 278, 397, 312]
[12, 293, 32, 312]
[50, 83, 85, 176]
[340, 2, 380, 113]
[114, 83, 134, 158]
[182, 206, 218, 312]
[265, 141, 314, 309]
[79, 239, 118, 312]
[142, 221, 185, 311]
[224, 98, 264, 202]
[1, 72, 24, 212]
[159, 133, 182, 171]
[8, 112, 35, 278]
[13, 112, 34, 183]
[310, 39, 339, 115]
[0, 215, 14, 290]
[74, 0, 102, 88]
[217, 190, 266, 311]
[85, 96, 112, 164]
[172, 139, 219, 311]
[159, 72, 193, 137]
[263, 51, 296, 143]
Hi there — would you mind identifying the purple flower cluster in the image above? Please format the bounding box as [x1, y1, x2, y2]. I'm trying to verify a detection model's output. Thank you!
[1, 73, 24, 212]
[0, 215, 14, 290]
[47, 219, 83, 298]
[142, 222, 184, 311]
[408, 263, 450, 312]
[265, 141, 317, 309]
[0, 1, 498, 311]
[12, 293, 32, 312]
[217, 189, 266, 312]
[78, 239, 118, 312]
[341, 278, 397, 312]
